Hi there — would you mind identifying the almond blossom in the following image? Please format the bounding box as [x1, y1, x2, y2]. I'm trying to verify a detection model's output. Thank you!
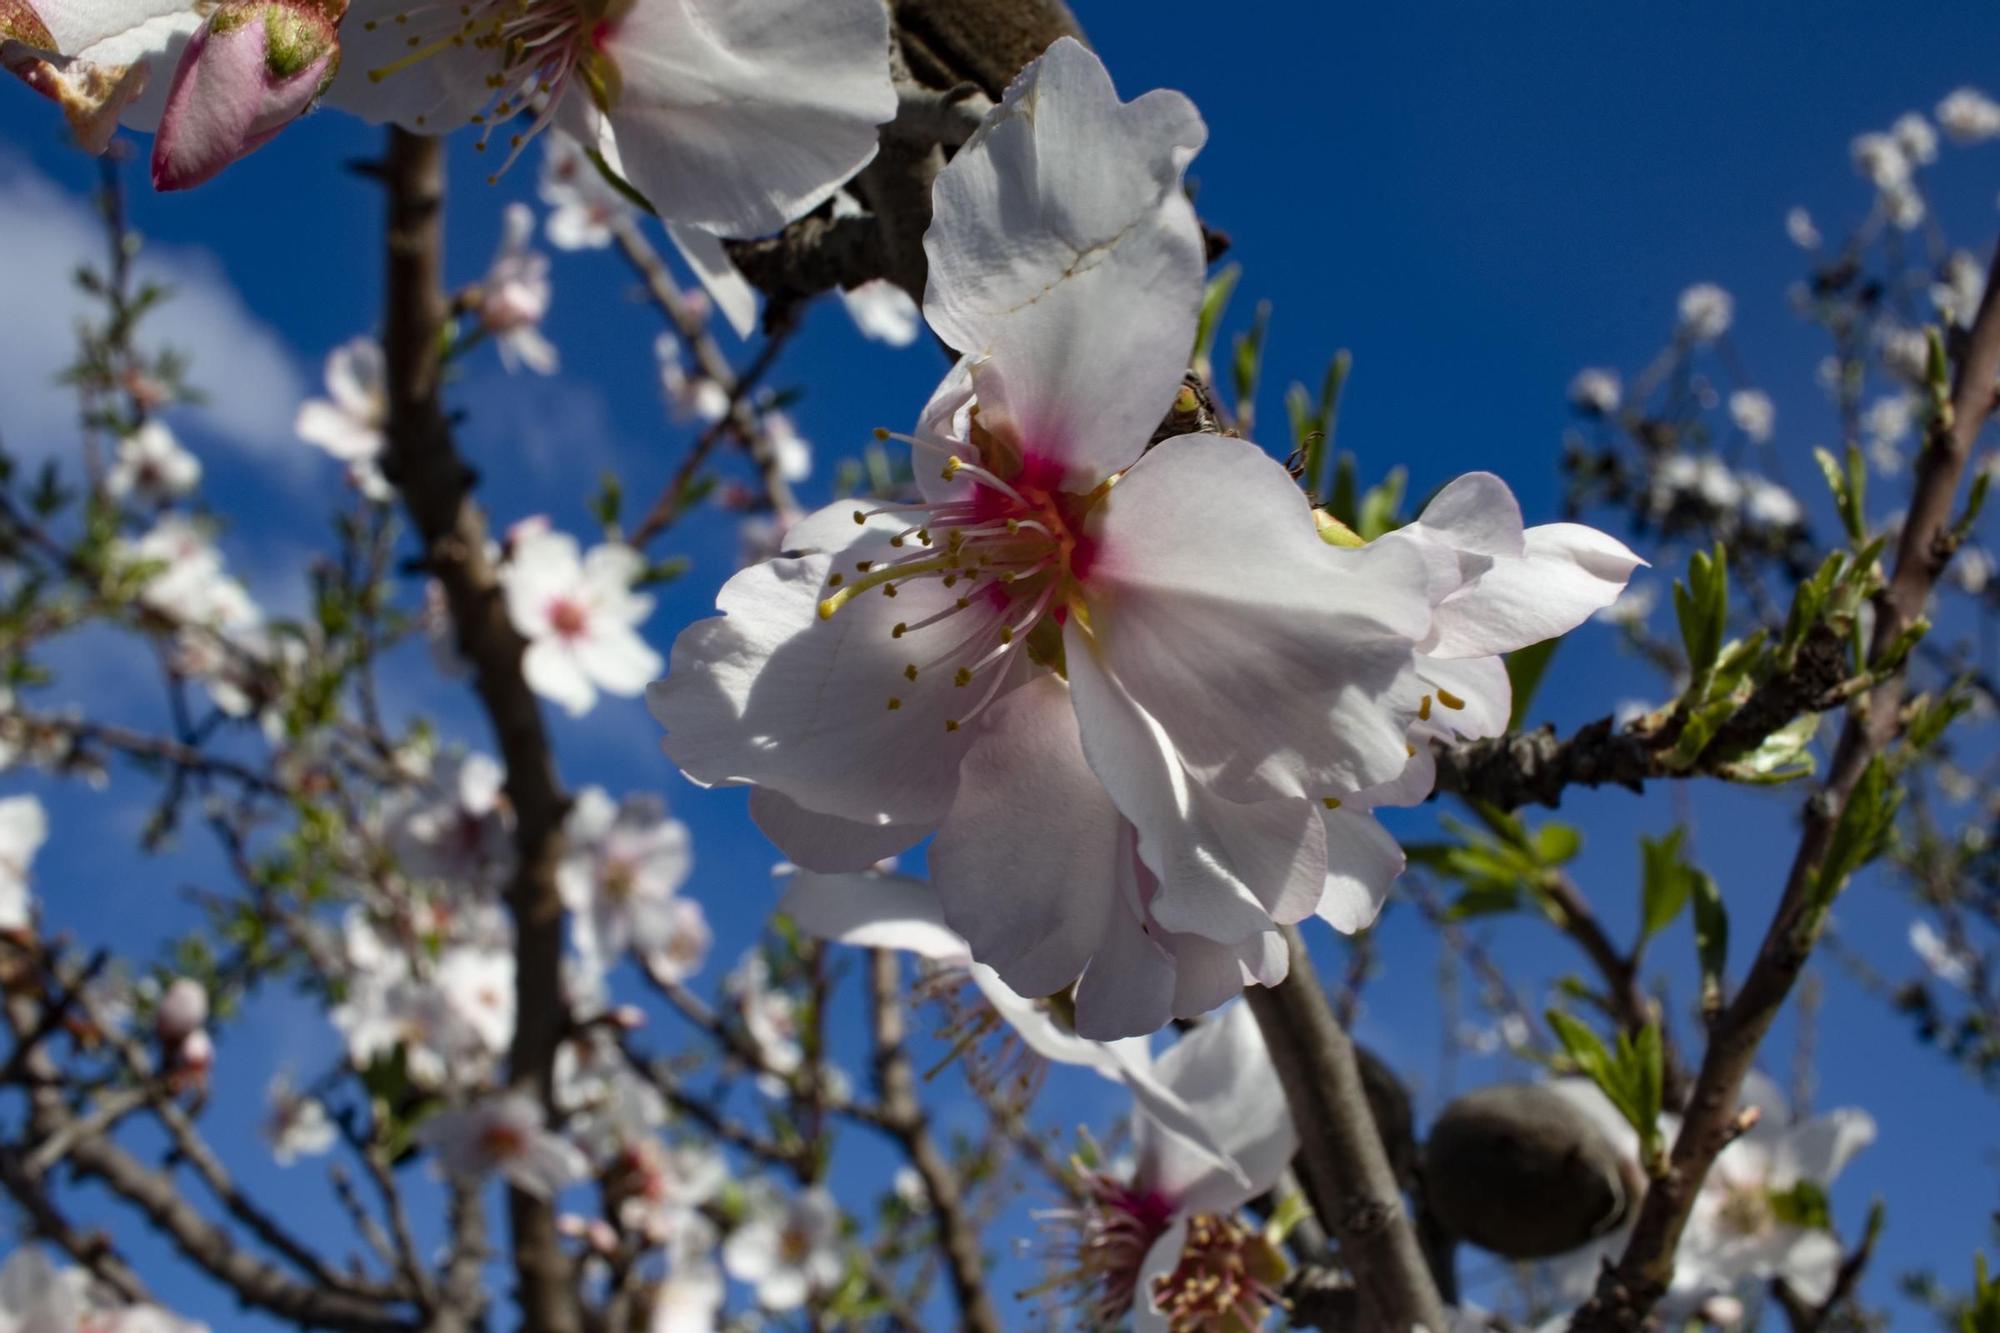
[650, 39, 1635, 1038]
[0, 1246, 210, 1331]
[296, 336, 392, 501]
[0, 793, 48, 931]
[418, 1091, 588, 1197]
[478, 203, 557, 375]
[106, 419, 201, 504]
[556, 785, 694, 976]
[721, 1185, 842, 1311]
[1042, 1001, 1295, 1331]
[262, 1071, 336, 1164]
[328, 0, 894, 243]
[539, 130, 627, 251]
[1938, 87, 2000, 143]
[501, 526, 662, 717]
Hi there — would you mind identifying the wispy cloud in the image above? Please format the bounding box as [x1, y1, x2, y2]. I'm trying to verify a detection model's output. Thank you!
[0, 150, 306, 464]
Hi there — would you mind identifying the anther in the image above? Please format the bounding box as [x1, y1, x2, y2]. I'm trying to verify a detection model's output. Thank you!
[887, 697, 902, 711]
[892, 623, 908, 638]
[954, 668, 973, 687]
[827, 573, 844, 588]
[1419, 695, 1433, 721]
[1436, 688, 1466, 710]
[944, 719, 960, 732]
[904, 665, 918, 682]
[1322, 797, 1342, 810]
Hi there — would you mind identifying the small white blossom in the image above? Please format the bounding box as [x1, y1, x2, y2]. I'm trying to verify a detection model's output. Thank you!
[1934, 250, 1987, 329]
[1910, 920, 1975, 990]
[418, 1092, 588, 1198]
[0, 795, 48, 931]
[296, 338, 392, 501]
[1728, 389, 1775, 444]
[1863, 394, 1918, 474]
[1678, 283, 1734, 341]
[1594, 582, 1657, 627]
[106, 420, 201, 504]
[1567, 367, 1622, 415]
[263, 1072, 337, 1164]
[655, 337, 731, 424]
[539, 132, 629, 251]
[481, 204, 558, 376]
[1850, 132, 1911, 192]
[723, 953, 802, 1077]
[764, 409, 813, 484]
[558, 787, 694, 974]
[722, 1186, 843, 1310]
[1952, 546, 1993, 596]
[1743, 478, 1804, 531]
[501, 527, 663, 717]
[1785, 207, 1821, 250]
[0, 1247, 210, 1331]
[1937, 87, 2000, 144]
[1892, 111, 1938, 165]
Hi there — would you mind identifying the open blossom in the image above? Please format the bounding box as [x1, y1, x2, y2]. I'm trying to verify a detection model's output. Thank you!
[1892, 111, 1938, 165]
[1742, 477, 1804, 532]
[0, 1247, 210, 1331]
[418, 1091, 588, 1197]
[655, 336, 729, 424]
[502, 527, 662, 716]
[331, 906, 515, 1087]
[107, 420, 200, 503]
[1567, 367, 1622, 416]
[539, 130, 628, 251]
[1909, 919, 1975, 990]
[831, 192, 921, 347]
[295, 337, 391, 500]
[1784, 207, 1821, 250]
[722, 952, 801, 1078]
[722, 1186, 843, 1311]
[480, 203, 557, 375]
[650, 38, 1635, 1038]
[0, 794, 48, 931]
[1938, 87, 2000, 143]
[1727, 389, 1775, 444]
[557, 786, 693, 972]
[263, 1071, 336, 1164]
[385, 750, 514, 893]
[329, 0, 894, 242]
[1678, 283, 1734, 341]
[1044, 1001, 1295, 1330]
[606, 1137, 724, 1244]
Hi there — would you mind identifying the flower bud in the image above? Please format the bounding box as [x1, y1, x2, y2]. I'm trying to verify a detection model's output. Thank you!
[1421, 1083, 1636, 1260]
[155, 976, 210, 1042]
[150, 0, 343, 191]
[174, 1027, 215, 1077]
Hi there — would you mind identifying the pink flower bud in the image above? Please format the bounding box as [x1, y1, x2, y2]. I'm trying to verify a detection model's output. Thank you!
[150, 0, 341, 191]
[175, 1027, 215, 1075]
[155, 976, 210, 1041]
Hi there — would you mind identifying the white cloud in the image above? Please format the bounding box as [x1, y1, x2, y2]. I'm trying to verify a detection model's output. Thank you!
[0, 150, 305, 465]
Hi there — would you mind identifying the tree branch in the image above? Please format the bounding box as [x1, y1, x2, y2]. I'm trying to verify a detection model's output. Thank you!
[1570, 234, 2000, 1331]
[377, 127, 581, 1333]
[1243, 926, 1447, 1333]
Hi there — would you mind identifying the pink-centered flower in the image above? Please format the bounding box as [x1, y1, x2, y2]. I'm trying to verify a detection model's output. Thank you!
[327, 0, 894, 241]
[502, 526, 662, 716]
[650, 39, 1636, 1038]
[418, 1091, 588, 1197]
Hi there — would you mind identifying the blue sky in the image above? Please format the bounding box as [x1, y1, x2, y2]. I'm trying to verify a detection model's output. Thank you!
[3, 3, 1997, 1327]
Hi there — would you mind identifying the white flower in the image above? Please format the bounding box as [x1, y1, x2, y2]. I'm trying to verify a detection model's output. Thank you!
[1568, 368, 1622, 415]
[764, 409, 813, 484]
[540, 131, 629, 251]
[1655, 454, 1742, 513]
[558, 787, 694, 972]
[1727, 389, 1775, 444]
[106, 420, 201, 504]
[1850, 132, 1911, 192]
[502, 528, 663, 717]
[1785, 207, 1821, 250]
[116, 515, 255, 629]
[0, 794, 48, 931]
[1884, 184, 1927, 232]
[263, 1072, 337, 1165]
[1953, 546, 1994, 596]
[1681, 1074, 1875, 1305]
[1892, 111, 1938, 165]
[329, 0, 895, 241]
[1938, 88, 2000, 144]
[655, 337, 731, 424]
[722, 952, 801, 1076]
[651, 39, 1634, 1039]
[1863, 394, 1918, 474]
[418, 1092, 588, 1198]
[1934, 250, 1988, 329]
[722, 1186, 843, 1310]
[331, 908, 514, 1088]
[650, 1256, 725, 1333]
[831, 193, 922, 346]
[611, 1138, 726, 1243]
[1042, 1002, 1295, 1329]
[0, 1246, 211, 1332]
[1678, 283, 1734, 341]
[1742, 478, 1804, 531]
[1910, 919, 1975, 990]
[1595, 583, 1657, 627]
[385, 750, 514, 893]
[481, 204, 558, 376]
[296, 338, 393, 501]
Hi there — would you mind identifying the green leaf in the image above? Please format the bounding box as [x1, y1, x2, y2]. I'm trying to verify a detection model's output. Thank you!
[1193, 264, 1240, 378]
[1297, 349, 1352, 500]
[1230, 300, 1272, 417]
[1640, 829, 1694, 940]
[1691, 870, 1728, 1018]
[1447, 882, 1524, 920]
[1673, 543, 1729, 683]
[1767, 1180, 1832, 1230]
[1963, 1253, 2000, 1333]
[1533, 822, 1583, 867]
[1356, 466, 1406, 540]
[1506, 637, 1561, 729]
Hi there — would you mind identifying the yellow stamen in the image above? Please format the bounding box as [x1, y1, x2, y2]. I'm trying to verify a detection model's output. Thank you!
[818, 555, 959, 619]
[1322, 797, 1342, 810]
[1419, 695, 1433, 721]
[1436, 688, 1466, 710]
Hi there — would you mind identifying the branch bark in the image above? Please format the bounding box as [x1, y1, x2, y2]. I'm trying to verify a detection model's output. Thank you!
[1243, 926, 1448, 1333]
[1570, 234, 2000, 1331]
[377, 127, 581, 1333]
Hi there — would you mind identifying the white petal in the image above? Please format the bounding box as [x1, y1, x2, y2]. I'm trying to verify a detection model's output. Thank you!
[1771, 1108, 1876, 1188]
[1778, 1228, 1843, 1304]
[776, 870, 970, 964]
[922, 37, 1208, 486]
[1315, 804, 1406, 933]
[598, 0, 895, 236]
[576, 625, 664, 698]
[930, 675, 1124, 995]
[1416, 654, 1513, 743]
[666, 221, 759, 339]
[1071, 889, 1176, 1040]
[1427, 523, 1644, 659]
[523, 639, 597, 716]
[1132, 1217, 1190, 1332]
[1082, 434, 1432, 803]
[748, 788, 927, 871]
[1134, 1001, 1296, 1214]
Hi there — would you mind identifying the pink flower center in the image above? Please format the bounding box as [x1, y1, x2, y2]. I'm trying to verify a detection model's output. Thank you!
[480, 1120, 528, 1159]
[1042, 1169, 1179, 1326]
[548, 597, 589, 639]
[817, 426, 1109, 732]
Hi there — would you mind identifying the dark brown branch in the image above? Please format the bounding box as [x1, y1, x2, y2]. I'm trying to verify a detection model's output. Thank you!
[377, 127, 580, 1333]
[865, 950, 1002, 1333]
[1570, 235, 2000, 1331]
[1243, 926, 1447, 1333]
